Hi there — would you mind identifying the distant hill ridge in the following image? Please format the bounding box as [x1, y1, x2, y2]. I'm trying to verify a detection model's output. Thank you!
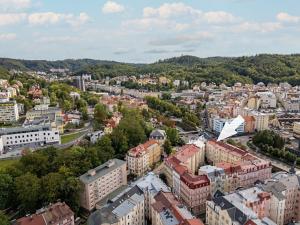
[1, 54, 300, 85]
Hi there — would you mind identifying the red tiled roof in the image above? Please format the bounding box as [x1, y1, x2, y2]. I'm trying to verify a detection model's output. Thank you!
[174, 144, 200, 163]
[128, 139, 158, 157]
[15, 215, 45, 225]
[208, 140, 247, 157]
[180, 172, 210, 189]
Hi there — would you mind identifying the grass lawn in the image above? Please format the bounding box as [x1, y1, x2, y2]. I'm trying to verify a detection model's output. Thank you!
[61, 132, 85, 144]
[0, 159, 19, 170]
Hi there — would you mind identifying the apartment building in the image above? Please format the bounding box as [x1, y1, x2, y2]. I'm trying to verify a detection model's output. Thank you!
[179, 171, 211, 215]
[206, 190, 276, 225]
[79, 159, 127, 211]
[88, 185, 145, 225]
[0, 125, 60, 153]
[261, 172, 300, 225]
[164, 144, 205, 187]
[135, 172, 170, 220]
[0, 100, 19, 123]
[206, 140, 247, 165]
[206, 172, 300, 225]
[15, 202, 74, 225]
[151, 191, 204, 225]
[126, 140, 162, 176]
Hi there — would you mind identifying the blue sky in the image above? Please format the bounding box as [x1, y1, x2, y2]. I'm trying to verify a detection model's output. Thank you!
[0, 0, 300, 63]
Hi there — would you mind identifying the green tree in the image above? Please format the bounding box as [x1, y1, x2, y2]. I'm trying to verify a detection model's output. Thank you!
[94, 103, 109, 125]
[163, 139, 172, 155]
[15, 172, 41, 212]
[0, 211, 9, 225]
[166, 127, 179, 146]
[19, 152, 49, 177]
[97, 135, 115, 162]
[41, 173, 64, 203]
[0, 173, 13, 209]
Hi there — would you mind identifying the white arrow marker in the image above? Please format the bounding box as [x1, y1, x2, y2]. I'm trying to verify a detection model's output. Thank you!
[217, 115, 245, 142]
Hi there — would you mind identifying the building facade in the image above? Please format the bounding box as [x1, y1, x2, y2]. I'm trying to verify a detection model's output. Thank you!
[79, 159, 127, 211]
[0, 100, 19, 123]
[126, 140, 162, 176]
[0, 125, 60, 153]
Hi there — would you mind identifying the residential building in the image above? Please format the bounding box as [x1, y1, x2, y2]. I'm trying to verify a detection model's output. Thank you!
[0, 124, 60, 153]
[206, 191, 276, 225]
[247, 95, 261, 110]
[88, 130, 105, 144]
[151, 191, 204, 225]
[126, 140, 162, 176]
[251, 112, 269, 131]
[164, 144, 205, 188]
[79, 159, 127, 211]
[206, 140, 247, 165]
[243, 115, 256, 133]
[88, 185, 145, 225]
[0, 100, 19, 123]
[260, 172, 300, 225]
[135, 172, 170, 219]
[256, 92, 277, 108]
[179, 171, 211, 215]
[15, 202, 74, 225]
[75, 75, 86, 91]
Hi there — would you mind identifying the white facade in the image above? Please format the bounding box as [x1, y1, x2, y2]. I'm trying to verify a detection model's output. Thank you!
[256, 92, 277, 108]
[0, 100, 19, 123]
[213, 117, 244, 134]
[0, 125, 60, 153]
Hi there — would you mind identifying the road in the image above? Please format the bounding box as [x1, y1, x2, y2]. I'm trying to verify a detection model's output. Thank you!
[232, 135, 300, 174]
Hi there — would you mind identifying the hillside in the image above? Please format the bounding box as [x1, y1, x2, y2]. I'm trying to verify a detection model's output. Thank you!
[1, 54, 300, 85]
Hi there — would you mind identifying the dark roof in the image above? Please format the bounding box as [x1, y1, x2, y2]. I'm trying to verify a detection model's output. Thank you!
[87, 185, 143, 225]
[212, 196, 248, 225]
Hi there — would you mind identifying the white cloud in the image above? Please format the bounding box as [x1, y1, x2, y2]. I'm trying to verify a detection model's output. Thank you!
[202, 11, 236, 24]
[174, 23, 190, 31]
[102, 1, 125, 14]
[28, 12, 69, 25]
[28, 12, 89, 26]
[0, 33, 17, 40]
[277, 12, 300, 23]
[0, 13, 26, 26]
[233, 22, 282, 33]
[67, 12, 90, 27]
[143, 3, 200, 18]
[0, 0, 31, 12]
[122, 18, 170, 30]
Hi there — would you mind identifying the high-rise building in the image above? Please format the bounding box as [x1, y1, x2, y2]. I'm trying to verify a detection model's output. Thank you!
[79, 159, 127, 211]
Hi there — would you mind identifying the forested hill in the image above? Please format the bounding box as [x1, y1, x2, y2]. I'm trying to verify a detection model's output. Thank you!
[1, 54, 300, 85]
[0, 58, 126, 72]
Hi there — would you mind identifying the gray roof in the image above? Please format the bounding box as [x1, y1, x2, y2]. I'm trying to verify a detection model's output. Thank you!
[150, 129, 166, 138]
[0, 125, 52, 135]
[135, 172, 170, 195]
[79, 159, 126, 184]
[88, 185, 144, 225]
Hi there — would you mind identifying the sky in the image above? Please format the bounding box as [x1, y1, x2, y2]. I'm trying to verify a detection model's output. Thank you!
[0, 0, 300, 63]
